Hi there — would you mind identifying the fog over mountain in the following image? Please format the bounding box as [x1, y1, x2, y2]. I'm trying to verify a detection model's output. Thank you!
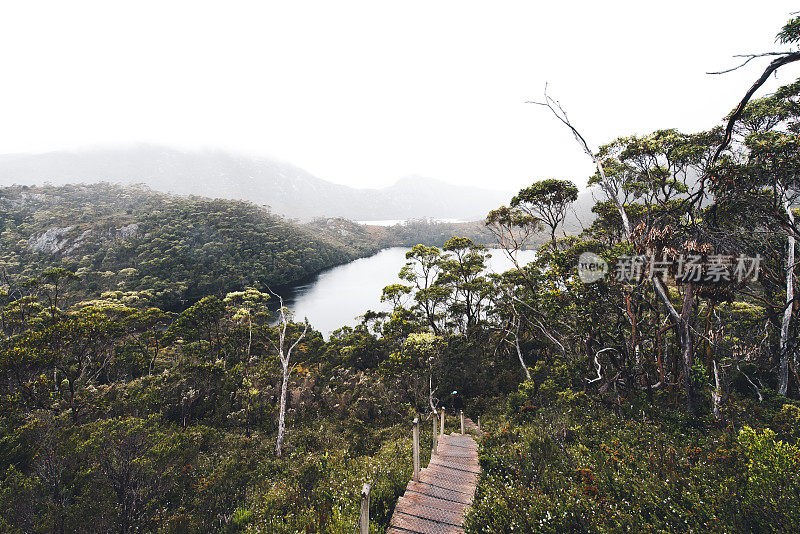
[0, 145, 513, 222]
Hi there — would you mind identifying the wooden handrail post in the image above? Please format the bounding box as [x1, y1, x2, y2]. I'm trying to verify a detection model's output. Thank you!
[432, 411, 438, 456]
[412, 417, 420, 482]
[477, 416, 481, 430]
[460, 410, 465, 435]
[440, 408, 445, 436]
[359, 483, 370, 534]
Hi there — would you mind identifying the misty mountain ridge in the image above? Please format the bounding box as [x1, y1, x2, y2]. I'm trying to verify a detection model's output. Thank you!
[0, 145, 513, 222]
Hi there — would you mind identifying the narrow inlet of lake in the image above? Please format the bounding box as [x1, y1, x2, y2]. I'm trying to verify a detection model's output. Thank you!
[270, 247, 536, 336]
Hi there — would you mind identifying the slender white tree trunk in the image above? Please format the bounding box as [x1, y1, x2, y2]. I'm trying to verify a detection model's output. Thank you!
[429, 375, 437, 412]
[712, 360, 724, 422]
[779, 198, 795, 396]
[275, 360, 290, 457]
[513, 327, 532, 381]
[268, 290, 308, 457]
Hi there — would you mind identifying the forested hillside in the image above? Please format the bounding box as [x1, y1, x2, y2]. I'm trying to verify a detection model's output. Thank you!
[353, 218, 509, 249]
[0, 183, 382, 310]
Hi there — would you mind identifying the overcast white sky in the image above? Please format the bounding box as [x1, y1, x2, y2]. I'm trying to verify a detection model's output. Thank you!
[1, 1, 799, 191]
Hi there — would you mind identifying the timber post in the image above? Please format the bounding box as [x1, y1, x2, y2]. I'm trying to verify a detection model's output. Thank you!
[432, 411, 438, 455]
[460, 409, 465, 435]
[359, 483, 370, 534]
[412, 417, 420, 482]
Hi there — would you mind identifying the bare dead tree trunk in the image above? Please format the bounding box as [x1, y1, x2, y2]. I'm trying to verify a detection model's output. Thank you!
[529, 87, 632, 238]
[276, 359, 290, 456]
[712, 360, 724, 423]
[779, 197, 795, 396]
[513, 322, 532, 381]
[429, 375, 437, 412]
[269, 290, 309, 457]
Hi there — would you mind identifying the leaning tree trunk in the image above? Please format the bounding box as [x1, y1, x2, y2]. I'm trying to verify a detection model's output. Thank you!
[513, 327, 532, 381]
[429, 375, 437, 412]
[779, 198, 795, 396]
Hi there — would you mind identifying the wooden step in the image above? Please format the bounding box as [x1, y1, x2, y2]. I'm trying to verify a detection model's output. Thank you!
[389, 420, 482, 533]
[405, 480, 473, 505]
[389, 511, 463, 534]
[428, 458, 481, 475]
[394, 494, 465, 525]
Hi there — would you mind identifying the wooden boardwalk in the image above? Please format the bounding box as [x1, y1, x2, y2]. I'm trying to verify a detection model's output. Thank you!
[387, 417, 482, 534]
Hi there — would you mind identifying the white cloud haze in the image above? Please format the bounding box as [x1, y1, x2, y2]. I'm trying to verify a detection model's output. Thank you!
[1, 1, 799, 191]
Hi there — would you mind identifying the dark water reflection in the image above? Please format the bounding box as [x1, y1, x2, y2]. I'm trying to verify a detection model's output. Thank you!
[269, 247, 537, 336]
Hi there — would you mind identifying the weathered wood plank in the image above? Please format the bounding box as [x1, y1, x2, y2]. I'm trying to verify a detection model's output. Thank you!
[388, 421, 481, 534]
[417, 472, 475, 494]
[438, 439, 477, 450]
[398, 493, 468, 516]
[420, 467, 476, 484]
[405, 481, 473, 505]
[395, 495, 465, 526]
[428, 458, 481, 474]
[390, 512, 463, 534]
[434, 449, 476, 458]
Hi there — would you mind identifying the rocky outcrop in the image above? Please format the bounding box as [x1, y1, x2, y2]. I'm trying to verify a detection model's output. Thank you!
[28, 226, 74, 254]
[117, 223, 139, 239]
[27, 223, 141, 256]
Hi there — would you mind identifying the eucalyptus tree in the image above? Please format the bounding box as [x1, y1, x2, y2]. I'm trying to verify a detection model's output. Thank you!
[399, 245, 451, 335]
[171, 296, 226, 361]
[602, 129, 721, 413]
[511, 179, 578, 247]
[712, 83, 800, 396]
[36, 305, 127, 422]
[438, 237, 491, 335]
[487, 270, 534, 380]
[404, 332, 444, 411]
[224, 287, 271, 431]
[485, 206, 566, 358]
[534, 90, 725, 412]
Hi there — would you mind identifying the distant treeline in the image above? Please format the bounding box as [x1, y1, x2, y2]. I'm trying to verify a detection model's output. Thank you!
[0, 184, 538, 312]
[0, 183, 384, 310]
[362, 218, 543, 249]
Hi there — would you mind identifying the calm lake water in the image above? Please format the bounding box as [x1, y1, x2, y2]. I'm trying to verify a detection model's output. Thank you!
[272, 247, 537, 336]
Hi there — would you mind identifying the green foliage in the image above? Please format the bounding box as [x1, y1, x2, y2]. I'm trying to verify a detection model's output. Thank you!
[777, 16, 800, 45]
[0, 183, 381, 310]
[467, 400, 800, 534]
[511, 178, 578, 243]
[737, 426, 800, 527]
[773, 403, 800, 441]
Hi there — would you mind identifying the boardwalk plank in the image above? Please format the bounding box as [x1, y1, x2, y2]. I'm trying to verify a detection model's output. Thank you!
[428, 458, 481, 474]
[405, 481, 473, 505]
[398, 493, 467, 516]
[419, 469, 476, 490]
[388, 419, 481, 533]
[395, 495, 465, 525]
[390, 512, 463, 534]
